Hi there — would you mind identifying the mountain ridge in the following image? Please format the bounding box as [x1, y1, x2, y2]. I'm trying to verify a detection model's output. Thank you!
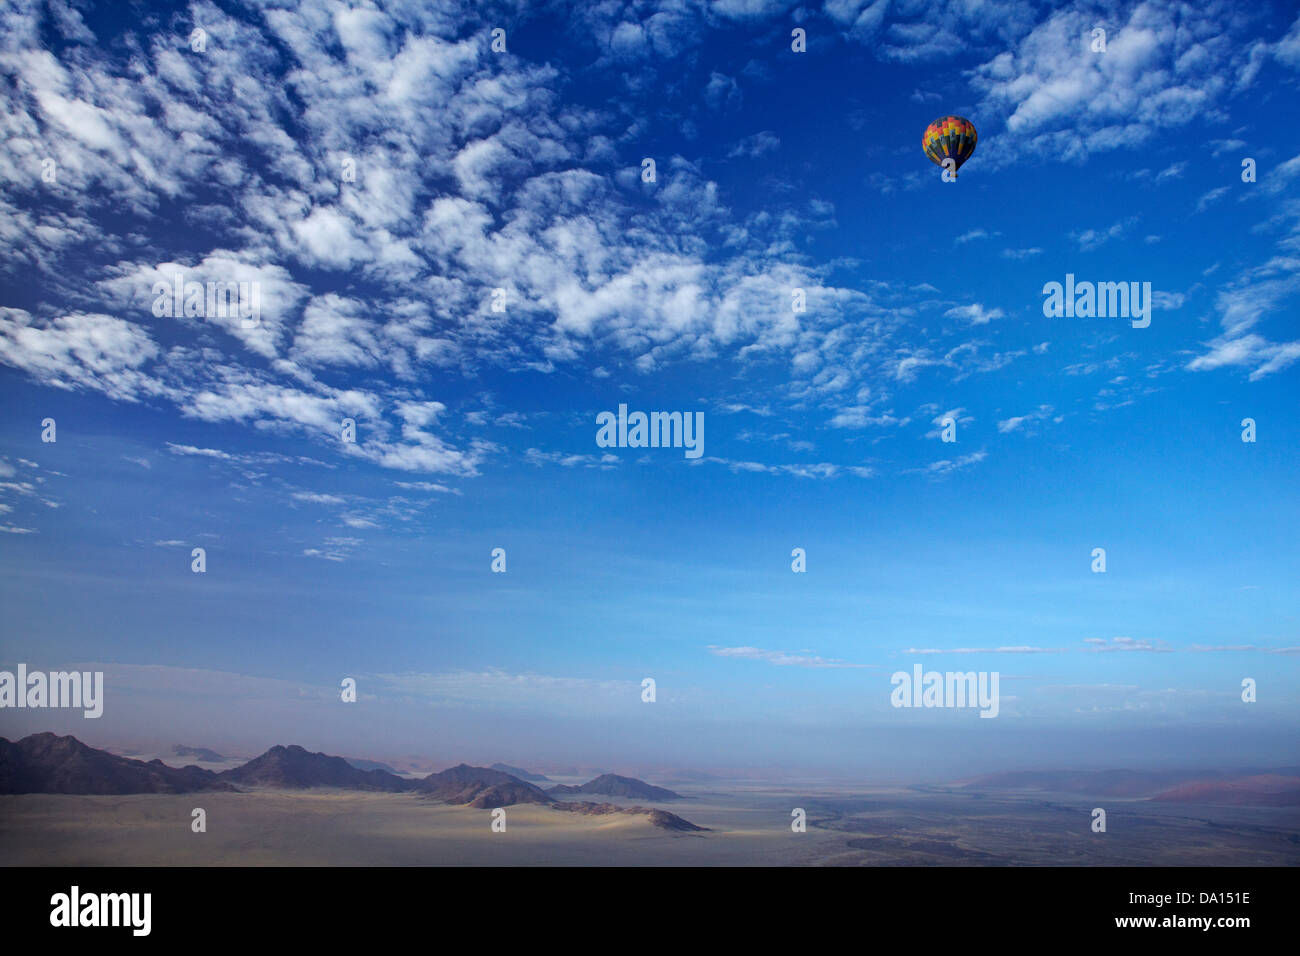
[219, 744, 414, 791]
[548, 773, 682, 801]
[415, 763, 552, 808]
[0, 735, 710, 825]
[0, 733, 234, 794]
[489, 762, 550, 782]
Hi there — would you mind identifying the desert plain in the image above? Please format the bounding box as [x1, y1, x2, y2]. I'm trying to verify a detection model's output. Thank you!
[3, 780, 1296, 866]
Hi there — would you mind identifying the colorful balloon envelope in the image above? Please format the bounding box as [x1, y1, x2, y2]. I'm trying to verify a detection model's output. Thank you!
[922, 115, 977, 177]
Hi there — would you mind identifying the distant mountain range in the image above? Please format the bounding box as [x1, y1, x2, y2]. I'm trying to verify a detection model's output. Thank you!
[489, 762, 550, 782]
[0, 733, 234, 794]
[172, 744, 227, 762]
[0, 734, 691, 826]
[343, 757, 401, 774]
[548, 773, 682, 801]
[955, 768, 1300, 805]
[12, 736, 1293, 812]
[1151, 775, 1300, 807]
[956, 769, 1226, 796]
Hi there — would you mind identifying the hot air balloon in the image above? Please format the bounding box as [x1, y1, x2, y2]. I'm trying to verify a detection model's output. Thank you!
[922, 115, 977, 178]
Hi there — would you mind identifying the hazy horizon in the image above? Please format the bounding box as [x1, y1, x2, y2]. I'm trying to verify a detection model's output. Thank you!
[3, 692, 1298, 783]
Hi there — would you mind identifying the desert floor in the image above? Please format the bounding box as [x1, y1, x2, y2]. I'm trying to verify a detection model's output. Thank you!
[2, 784, 1296, 866]
[0, 787, 839, 866]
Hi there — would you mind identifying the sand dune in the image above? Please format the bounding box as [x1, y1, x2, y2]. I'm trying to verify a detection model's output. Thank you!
[0, 789, 833, 866]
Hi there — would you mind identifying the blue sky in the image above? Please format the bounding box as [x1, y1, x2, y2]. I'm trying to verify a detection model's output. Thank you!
[0, 0, 1297, 778]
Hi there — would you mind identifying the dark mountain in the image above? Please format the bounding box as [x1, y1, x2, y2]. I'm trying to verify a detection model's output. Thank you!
[489, 762, 550, 783]
[416, 764, 552, 808]
[344, 757, 400, 774]
[219, 745, 414, 791]
[172, 744, 226, 762]
[545, 766, 609, 778]
[553, 801, 707, 831]
[0, 733, 234, 794]
[547, 773, 681, 801]
[1150, 775, 1300, 807]
[643, 808, 704, 831]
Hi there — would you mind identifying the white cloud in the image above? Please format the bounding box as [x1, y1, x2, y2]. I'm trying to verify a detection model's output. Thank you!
[1155, 160, 1187, 182]
[1082, 636, 1173, 653]
[727, 130, 780, 158]
[524, 448, 619, 469]
[945, 304, 1005, 325]
[1187, 254, 1300, 380]
[909, 450, 988, 477]
[707, 645, 869, 668]
[904, 646, 1061, 654]
[925, 407, 971, 439]
[1263, 151, 1300, 195]
[1073, 217, 1136, 250]
[1196, 186, 1230, 212]
[696, 457, 866, 479]
[997, 404, 1054, 433]
[829, 406, 905, 428]
[394, 481, 459, 494]
[292, 492, 348, 505]
[0, 309, 162, 403]
[166, 443, 233, 460]
[969, 3, 1259, 168]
